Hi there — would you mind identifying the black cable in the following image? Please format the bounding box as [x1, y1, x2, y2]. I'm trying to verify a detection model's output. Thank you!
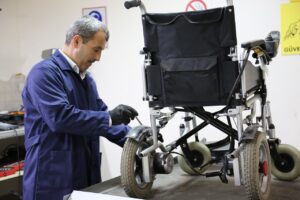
[170, 151, 184, 157]
[213, 57, 250, 116]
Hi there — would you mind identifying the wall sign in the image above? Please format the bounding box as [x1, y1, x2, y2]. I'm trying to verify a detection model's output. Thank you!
[281, 2, 300, 55]
[186, 0, 207, 12]
[82, 7, 107, 24]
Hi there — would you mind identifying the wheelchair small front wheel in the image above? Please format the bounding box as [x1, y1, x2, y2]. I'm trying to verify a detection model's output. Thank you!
[121, 138, 153, 198]
[271, 144, 300, 181]
[243, 132, 271, 200]
[178, 141, 211, 175]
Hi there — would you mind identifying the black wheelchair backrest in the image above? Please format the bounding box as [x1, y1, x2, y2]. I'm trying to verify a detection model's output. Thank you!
[142, 6, 240, 107]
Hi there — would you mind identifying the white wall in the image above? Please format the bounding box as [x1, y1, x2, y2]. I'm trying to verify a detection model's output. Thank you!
[1, 0, 299, 181]
[0, 0, 20, 81]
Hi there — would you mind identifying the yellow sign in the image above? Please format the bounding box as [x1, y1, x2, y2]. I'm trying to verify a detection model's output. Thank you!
[281, 2, 300, 55]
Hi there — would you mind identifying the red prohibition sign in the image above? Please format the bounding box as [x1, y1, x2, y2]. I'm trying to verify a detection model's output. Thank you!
[186, 0, 207, 12]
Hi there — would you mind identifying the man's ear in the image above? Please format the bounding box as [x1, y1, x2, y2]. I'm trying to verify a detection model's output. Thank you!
[72, 35, 82, 48]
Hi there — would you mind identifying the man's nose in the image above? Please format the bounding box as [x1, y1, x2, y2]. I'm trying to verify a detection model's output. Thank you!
[95, 51, 101, 61]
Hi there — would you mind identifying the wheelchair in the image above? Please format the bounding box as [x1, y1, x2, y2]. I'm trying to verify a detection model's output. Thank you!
[120, 1, 300, 199]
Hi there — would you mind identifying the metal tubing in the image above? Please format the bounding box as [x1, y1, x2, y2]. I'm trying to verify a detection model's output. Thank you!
[265, 101, 276, 138]
[167, 110, 238, 152]
[141, 56, 148, 100]
[192, 114, 199, 141]
[192, 109, 238, 140]
[228, 143, 245, 159]
[245, 94, 261, 125]
[240, 49, 250, 98]
[233, 158, 241, 186]
[139, 1, 147, 14]
[226, 0, 233, 6]
[262, 103, 267, 133]
[158, 141, 168, 152]
[236, 106, 244, 141]
[184, 112, 191, 132]
[192, 114, 197, 130]
[259, 56, 268, 80]
[246, 94, 261, 108]
[142, 155, 152, 182]
[140, 109, 159, 156]
[174, 121, 209, 149]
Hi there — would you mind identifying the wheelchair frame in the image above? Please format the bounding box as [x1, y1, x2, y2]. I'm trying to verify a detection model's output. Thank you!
[120, 1, 300, 199]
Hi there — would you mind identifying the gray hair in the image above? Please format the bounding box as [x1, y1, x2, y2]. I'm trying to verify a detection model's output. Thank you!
[65, 15, 109, 45]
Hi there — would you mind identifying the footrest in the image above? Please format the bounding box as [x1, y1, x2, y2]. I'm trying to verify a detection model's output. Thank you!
[205, 171, 228, 184]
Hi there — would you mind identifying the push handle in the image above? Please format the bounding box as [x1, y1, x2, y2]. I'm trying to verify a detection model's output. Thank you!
[124, 0, 141, 9]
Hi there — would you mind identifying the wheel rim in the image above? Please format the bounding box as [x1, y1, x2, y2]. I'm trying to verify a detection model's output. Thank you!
[178, 142, 211, 175]
[190, 150, 204, 166]
[259, 144, 269, 193]
[134, 142, 151, 188]
[274, 153, 295, 173]
[271, 144, 300, 181]
[134, 158, 146, 187]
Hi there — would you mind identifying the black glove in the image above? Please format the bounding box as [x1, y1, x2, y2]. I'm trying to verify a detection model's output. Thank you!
[109, 104, 138, 125]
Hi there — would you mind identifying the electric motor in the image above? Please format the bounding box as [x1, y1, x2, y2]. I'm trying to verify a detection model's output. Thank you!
[153, 152, 174, 174]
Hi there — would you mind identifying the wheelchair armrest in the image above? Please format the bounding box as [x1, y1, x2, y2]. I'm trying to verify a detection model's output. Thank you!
[241, 40, 266, 50]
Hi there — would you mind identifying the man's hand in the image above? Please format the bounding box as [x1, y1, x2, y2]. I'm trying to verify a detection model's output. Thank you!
[109, 104, 138, 125]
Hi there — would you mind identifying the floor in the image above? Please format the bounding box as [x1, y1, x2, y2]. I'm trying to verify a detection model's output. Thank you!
[85, 165, 300, 200]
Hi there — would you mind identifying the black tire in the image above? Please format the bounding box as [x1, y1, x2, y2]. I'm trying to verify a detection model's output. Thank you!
[271, 144, 300, 181]
[243, 132, 271, 200]
[178, 141, 211, 175]
[121, 138, 153, 198]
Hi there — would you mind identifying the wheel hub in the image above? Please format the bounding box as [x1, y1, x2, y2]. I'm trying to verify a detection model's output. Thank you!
[275, 153, 295, 173]
[262, 160, 268, 176]
[190, 150, 204, 167]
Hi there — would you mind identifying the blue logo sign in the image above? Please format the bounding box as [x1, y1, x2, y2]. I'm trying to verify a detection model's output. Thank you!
[89, 10, 102, 21]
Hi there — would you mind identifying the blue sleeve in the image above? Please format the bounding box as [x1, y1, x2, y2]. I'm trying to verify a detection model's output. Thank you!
[96, 96, 108, 112]
[104, 125, 131, 147]
[94, 85, 131, 147]
[91, 79, 131, 146]
[26, 65, 110, 137]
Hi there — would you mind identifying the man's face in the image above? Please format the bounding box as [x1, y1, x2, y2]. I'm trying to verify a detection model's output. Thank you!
[74, 30, 107, 72]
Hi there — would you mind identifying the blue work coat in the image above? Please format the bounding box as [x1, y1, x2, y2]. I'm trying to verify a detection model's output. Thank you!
[22, 50, 129, 200]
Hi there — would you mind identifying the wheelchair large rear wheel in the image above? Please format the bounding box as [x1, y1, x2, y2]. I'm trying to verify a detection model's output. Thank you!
[121, 138, 153, 198]
[243, 132, 271, 200]
[271, 144, 300, 181]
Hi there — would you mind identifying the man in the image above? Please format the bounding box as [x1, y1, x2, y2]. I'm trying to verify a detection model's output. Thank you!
[22, 16, 138, 200]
